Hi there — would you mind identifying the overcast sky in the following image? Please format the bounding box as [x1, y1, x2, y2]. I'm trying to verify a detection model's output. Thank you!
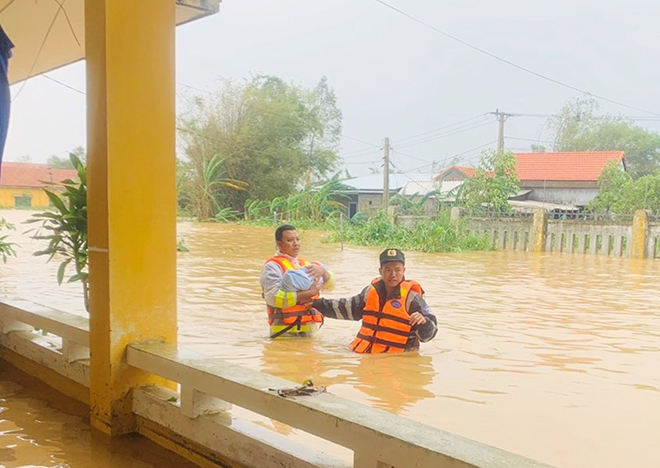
[6, 0, 660, 177]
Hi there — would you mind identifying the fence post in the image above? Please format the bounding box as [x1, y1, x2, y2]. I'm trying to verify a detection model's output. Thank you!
[450, 206, 462, 222]
[631, 209, 649, 259]
[530, 208, 548, 252]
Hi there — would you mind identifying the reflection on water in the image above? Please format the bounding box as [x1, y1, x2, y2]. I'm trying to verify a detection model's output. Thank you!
[2, 210, 660, 467]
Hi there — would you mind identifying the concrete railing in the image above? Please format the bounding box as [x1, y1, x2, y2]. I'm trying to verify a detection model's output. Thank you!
[127, 342, 551, 468]
[0, 298, 552, 468]
[0, 298, 90, 391]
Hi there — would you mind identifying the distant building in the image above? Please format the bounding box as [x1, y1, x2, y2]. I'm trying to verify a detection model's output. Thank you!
[433, 152, 626, 208]
[515, 151, 626, 206]
[0, 162, 77, 208]
[341, 173, 434, 218]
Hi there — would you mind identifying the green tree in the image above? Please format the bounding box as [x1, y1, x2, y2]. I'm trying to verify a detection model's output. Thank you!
[177, 153, 247, 220]
[550, 97, 660, 178]
[178, 75, 342, 213]
[459, 149, 519, 213]
[589, 161, 660, 214]
[48, 146, 86, 169]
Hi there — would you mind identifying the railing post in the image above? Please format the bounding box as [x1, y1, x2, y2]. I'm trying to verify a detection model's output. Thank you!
[180, 385, 231, 418]
[530, 208, 548, 253]
[631, 209, 649, 259]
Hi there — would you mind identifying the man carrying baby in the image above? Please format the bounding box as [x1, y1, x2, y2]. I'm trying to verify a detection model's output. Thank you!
[259, 224, 334, 339]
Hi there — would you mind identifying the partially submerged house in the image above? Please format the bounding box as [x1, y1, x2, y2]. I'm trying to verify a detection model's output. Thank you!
[0, 162, 77, 208]
[434, 152, 626, 209]
[341, 173, 434, 217]
[515, 151, 626, 206]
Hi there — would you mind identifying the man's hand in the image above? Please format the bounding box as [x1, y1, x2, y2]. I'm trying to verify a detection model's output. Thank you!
[409, 312, 427, 326]
[306, 263, 326, 281]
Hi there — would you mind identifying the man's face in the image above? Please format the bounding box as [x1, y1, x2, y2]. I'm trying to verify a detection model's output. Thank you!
[379, 261, 405, 289]
[276, 229, 301, 257]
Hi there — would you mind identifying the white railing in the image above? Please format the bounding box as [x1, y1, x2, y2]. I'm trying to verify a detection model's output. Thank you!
[128, 342, 552, 468]
[0, 298, 552, 468]
[0, 298, 90, 387]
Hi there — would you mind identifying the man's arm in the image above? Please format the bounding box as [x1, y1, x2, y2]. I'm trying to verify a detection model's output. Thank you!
[260, 261, 298, 309]
[312, 286, 369, 321]
[407, 291, 438, 342]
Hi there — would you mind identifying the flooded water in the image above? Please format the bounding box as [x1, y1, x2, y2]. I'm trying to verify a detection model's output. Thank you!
[2, 209, 660, 467]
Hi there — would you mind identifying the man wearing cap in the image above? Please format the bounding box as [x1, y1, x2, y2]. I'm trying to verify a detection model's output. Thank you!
[312, 248, 437, 353]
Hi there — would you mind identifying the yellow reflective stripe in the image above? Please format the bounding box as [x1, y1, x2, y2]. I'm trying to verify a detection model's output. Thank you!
[287, 291, 296, 306]
[324, 271, 336, 290]
[280, 258, 294, 270]
[275, 290, 286, 308]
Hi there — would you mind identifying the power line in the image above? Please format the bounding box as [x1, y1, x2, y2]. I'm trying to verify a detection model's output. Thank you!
[372, 0, 660, 117]
[393, 114, 488, 143]
[42, 74, 86, 95]
[395, 119, 494, 149]
[506, 136, 554, 144]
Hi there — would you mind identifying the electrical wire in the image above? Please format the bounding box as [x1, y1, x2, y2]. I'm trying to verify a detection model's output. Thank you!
[372, 0, 660, 117]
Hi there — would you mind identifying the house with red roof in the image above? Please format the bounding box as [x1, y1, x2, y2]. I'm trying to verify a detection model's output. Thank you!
[0, 162, 78, 208]
[515, 151, 626, 206]
[434, 152, 626, 207]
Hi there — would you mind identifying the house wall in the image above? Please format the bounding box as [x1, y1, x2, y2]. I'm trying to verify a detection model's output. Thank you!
[0, 187, 51, 208]
[527, 187, 599, 206]
[358, 193, 384, 214]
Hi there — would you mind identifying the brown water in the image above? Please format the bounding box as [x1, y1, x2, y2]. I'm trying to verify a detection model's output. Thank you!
[2, 209, 660, 468]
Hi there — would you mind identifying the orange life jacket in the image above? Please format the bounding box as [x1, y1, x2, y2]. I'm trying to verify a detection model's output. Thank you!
[350, 279, 423, 354]
[265, 256, 323, 329]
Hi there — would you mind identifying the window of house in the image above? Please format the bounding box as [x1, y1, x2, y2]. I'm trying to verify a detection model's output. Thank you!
[14, 195, 32, 208]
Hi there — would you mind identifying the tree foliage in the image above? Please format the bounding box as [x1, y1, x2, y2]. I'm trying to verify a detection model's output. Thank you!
[0, 217, 17, 263]
[177, 75, 342, 214]
[588, 161, 660, 214]
[47, 146, 86, 169]
[551, 97, 660, 178]
[459, 149, 519, 213]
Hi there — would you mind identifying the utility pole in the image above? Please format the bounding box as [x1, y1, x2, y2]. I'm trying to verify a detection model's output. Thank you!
[493, 109, 512, 151]
[383, 137, 390, 210]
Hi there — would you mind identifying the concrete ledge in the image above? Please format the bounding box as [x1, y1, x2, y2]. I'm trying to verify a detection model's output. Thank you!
[0, 298, 89, 346]
[128, 342, 553, 468]
[134, 386, 351, 468]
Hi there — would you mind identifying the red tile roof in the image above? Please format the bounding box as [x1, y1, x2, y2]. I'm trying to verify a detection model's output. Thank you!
[434, 165, 476, 181]
[515, 151, 625, 181]
[0, 162, 78, 188]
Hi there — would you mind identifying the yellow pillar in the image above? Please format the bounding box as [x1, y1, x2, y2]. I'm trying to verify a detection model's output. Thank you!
[530, 208, 548, 252]
[631, 209, 649, 259]
[85, 0, 177, 436]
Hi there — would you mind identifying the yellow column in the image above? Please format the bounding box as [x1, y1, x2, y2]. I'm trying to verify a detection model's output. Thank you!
[631, 209, 649, 259]
[530, 208, 548, 252]
[86, 0, 177, 436]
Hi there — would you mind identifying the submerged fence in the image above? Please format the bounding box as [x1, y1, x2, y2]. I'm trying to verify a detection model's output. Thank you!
[465, 209, 659, 258]
[398, 209, 659, 259]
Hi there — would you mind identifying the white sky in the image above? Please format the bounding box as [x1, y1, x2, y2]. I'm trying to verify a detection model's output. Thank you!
[6, 0, 660, 177]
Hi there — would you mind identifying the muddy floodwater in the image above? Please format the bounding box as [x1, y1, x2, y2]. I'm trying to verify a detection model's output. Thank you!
[1, 209, 659, 467]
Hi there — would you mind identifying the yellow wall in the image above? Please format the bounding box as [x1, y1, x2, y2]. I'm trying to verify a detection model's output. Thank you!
[0, 188, 54, 208]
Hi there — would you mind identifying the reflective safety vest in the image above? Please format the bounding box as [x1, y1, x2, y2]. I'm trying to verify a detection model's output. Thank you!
[350, 279, 423, 354]
[265, 256, 323, 338]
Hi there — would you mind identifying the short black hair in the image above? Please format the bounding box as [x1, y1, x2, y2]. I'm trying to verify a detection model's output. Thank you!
[275, 224, 297, 241]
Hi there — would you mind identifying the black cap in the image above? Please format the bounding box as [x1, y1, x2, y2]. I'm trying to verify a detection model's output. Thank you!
[379, 248, 405, 266]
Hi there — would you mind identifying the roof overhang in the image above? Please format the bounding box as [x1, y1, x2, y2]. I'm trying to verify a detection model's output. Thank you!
[2, 0, 221, 85]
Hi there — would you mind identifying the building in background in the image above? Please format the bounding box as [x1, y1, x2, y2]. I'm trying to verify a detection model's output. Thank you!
[0, 162, 76, 208]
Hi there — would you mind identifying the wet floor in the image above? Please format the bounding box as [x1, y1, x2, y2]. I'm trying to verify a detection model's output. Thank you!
[1, 209, 660, 467]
